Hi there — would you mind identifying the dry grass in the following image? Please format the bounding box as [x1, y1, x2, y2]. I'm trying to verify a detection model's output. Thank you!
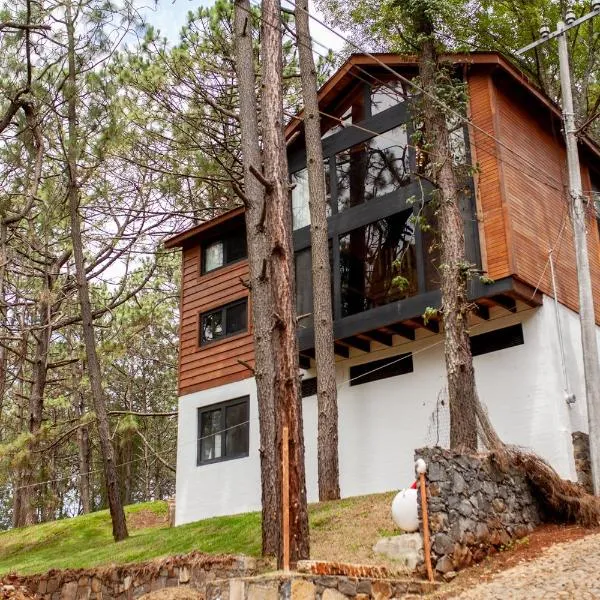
[309, 492, 404, 567]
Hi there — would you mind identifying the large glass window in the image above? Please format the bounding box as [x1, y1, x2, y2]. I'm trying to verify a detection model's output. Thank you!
[291, 160, 330, 230]
[201, 230, 247, 274]
[197, 397, 249, 464]
[200, 298, 248, 345]
[340, 211, 418, 317]
[370, 82, 409, 116]
[336, 125, 411, 213]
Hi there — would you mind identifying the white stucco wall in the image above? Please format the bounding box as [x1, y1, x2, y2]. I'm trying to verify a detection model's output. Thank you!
[175, 295, 593, 526]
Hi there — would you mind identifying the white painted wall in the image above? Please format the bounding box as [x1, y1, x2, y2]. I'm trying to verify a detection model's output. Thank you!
[175, 295, 593, 526]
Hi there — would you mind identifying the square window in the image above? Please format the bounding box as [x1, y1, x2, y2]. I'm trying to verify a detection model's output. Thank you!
[197, 397, 249, 465]
[203, 240, 224, 273]
[199, 299, 248, 346]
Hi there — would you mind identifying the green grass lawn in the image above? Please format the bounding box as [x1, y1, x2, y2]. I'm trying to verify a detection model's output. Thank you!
[0, 501, 262, 576]
[0, 493, 396, 577]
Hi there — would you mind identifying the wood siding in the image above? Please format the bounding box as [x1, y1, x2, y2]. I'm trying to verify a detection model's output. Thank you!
[178, 245, 254, 396]
[467, 72, 511, 280]
[493, 81, 600, 318]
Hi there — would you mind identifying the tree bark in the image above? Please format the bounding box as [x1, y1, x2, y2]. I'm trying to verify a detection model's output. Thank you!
[65, 0, 128, 541]
[260, 0, 310, 565]
[233, 0, 280, 556]
[294, 0, 340, 501]
[415, 13, 478, 451]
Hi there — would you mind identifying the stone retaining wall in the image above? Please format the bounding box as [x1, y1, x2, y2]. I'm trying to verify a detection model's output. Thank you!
[414, 446, 541, 576]
[205, 569, 438, 599]
[572, 432, 593, 494]
[7, 553, 256, 600]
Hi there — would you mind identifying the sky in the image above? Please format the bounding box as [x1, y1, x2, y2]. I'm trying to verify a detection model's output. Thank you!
[141, 0, 345, 51]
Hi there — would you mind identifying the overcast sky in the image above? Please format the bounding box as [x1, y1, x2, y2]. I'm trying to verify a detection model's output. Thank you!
[141, 0, 345, 52]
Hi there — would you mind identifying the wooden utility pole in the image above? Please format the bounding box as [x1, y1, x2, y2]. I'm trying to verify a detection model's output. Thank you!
[517, 5, 600, 494]
[294, 0, 340, 501]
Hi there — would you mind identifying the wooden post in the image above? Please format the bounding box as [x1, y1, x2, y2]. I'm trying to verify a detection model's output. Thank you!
[282, 425, 290, 572]
[419, 472, 434, 582]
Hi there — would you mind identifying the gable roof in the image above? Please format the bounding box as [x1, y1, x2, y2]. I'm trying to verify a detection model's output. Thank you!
[285, 51, 600, 161]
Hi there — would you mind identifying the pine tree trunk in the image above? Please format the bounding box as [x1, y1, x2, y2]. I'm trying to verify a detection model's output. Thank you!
[261, 0, 310, 565]
[65, 0, 128, 541]
[233, 0, 280, 556]
[416, 16, 478, 451]
[294, 0, 340, 501]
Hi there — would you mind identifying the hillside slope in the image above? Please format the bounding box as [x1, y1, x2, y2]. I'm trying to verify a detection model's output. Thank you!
[0, 493, 396, 576]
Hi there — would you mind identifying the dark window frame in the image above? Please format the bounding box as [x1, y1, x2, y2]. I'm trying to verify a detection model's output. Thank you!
[301, 377, 318, 398]
[197, 396, 250, 466]
[349, 353, 414, 386]
[200, 230, 248, 276]
[470, 323, 524, 357]
[199, 298, 248, 346]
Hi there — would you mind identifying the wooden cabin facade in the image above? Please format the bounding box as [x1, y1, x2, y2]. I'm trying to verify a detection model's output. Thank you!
[166, 52, 600, 525]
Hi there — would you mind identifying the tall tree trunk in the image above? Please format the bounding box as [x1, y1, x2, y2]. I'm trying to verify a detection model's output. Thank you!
[73, 378, 92, 513]
[294, 0, 340, 501]
[415, 10, 478, 450]
[261, 0, 309, 565]
[0, 222, 7, 438]
[233, 0, 281, 556]
[65, 0, 128, 541]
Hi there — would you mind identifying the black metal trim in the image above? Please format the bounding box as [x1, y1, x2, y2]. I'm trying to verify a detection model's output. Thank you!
[297, 276, 519, 352]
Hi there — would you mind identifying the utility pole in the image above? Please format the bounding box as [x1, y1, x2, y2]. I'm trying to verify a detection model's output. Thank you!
[517, 2, 600, 494]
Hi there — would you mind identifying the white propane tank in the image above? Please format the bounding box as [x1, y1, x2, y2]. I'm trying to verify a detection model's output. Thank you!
[391, 488, 419, 532]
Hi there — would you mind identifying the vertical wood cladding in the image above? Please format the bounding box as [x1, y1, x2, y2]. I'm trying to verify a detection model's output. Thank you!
[467, 72, 511, 280]
[178, 243, 253, 396]
[492, 80, 600, 318]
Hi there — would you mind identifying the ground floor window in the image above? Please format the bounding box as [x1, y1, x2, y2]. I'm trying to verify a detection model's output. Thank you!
[197, 397, 249, 465]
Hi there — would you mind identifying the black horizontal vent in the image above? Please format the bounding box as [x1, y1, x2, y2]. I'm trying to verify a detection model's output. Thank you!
[349, 353, 413, 387]
[301, 377, 318, 398]
[470, 323, 524, 357]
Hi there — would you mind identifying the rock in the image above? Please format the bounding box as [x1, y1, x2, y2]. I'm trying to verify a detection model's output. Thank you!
[247, 582, 278, 600]
[373, 534, 423, 569]
[443, 571, 458, 582]
[452, 472, 466, 494]
[60, 582, 78, 600]
[452, 543, 473, 570]
[371, 581, 392, 600]
[427, 462, 445, 482]
[492, 498, 506, 513]
[356, 580, 371, 595]
[321, 590, 346, 600]
[432, 533, 454, 556]
[337, 578, 356, 596]
[458, 500, 473, 518]
[290, 579, 315, 600]
[178, 568, 190, 584]
[429, 512, 448, 533]
[90, 580, 101, 594]
[435, 556, 454, 574]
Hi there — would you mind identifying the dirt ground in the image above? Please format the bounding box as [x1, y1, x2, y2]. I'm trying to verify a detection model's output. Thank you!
[128, 509, 170, 531]
[430, 523, 600, 598]
[0, 580, 38, 600]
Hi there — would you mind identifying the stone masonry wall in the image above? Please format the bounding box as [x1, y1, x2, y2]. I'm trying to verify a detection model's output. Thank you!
[414, 447, 541, 576]
[572, 432, 593, 494]
[6, 553, 256, 600]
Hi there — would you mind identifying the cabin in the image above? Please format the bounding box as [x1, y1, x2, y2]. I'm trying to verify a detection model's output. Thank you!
[165, 52, 600, 526]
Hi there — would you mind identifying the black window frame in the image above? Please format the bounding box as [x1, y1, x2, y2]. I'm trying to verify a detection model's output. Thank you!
[470, 323, 524, 357]
[349, 353, 414, 386]
[201, 230, 247, 275]
[199, 298, 248, 346]
[301, 377, 318, 398]
[197, 396, 250, 466]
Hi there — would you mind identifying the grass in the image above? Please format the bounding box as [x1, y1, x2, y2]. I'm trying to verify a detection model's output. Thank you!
[0, 492, 398, 577]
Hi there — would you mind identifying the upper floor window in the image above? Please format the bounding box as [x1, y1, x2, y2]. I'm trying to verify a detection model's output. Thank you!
[197, 397, 249, 464]
[370, 81, 409, 116]
[340, 210, 418, 317]
[291, 160, 331, 230]
[202, 230, 247, 274]
[336, 125, 411, 213]
[200, 298, 248, 345]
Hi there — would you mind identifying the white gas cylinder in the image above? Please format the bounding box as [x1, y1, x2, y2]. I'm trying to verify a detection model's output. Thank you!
[391, 488, 419, 532]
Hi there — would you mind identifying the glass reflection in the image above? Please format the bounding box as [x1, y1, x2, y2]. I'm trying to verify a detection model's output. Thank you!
[340, 211, 418, 317]
[336, 125, 410, 213]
